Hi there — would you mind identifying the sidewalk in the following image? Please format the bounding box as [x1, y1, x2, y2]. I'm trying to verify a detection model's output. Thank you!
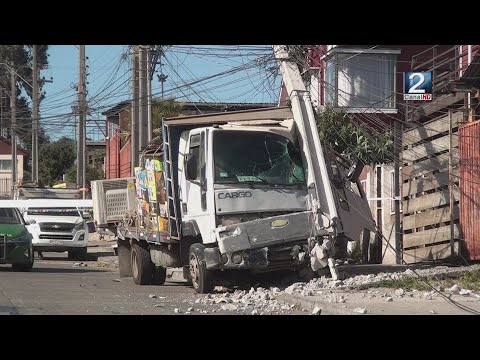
[278, 288, 480, 315]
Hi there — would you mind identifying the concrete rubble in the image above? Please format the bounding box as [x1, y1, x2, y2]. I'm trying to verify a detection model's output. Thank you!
[190, 264, 480, 315]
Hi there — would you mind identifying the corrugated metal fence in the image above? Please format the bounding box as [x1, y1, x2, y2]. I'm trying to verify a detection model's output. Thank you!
[459, 120, 480, 260]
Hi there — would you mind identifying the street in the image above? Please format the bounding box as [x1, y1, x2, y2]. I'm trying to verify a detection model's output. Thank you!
[0, 246, 305, 315]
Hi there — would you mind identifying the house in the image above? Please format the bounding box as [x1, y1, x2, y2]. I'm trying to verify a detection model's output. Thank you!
[280, 45, 480, 264]
[102, 101, 277, 180]
[0, 136, 28, 197]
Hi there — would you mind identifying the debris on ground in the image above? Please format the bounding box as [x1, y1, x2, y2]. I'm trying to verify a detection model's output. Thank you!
[430, 310, 437, 314]
[386, 297, 393, 302]
[72, 262, 87, 267]
[353, 308, 367, 314]
[312, 306, 321, 315]
[154, 304, 164, 308]
[187, 307, 194, 312]
[174, 308, 181, 314]
[148, 294, 157, 299]
[112, 279, 121, 282]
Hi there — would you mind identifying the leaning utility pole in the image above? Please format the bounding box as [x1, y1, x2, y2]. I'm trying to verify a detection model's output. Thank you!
[131, 46, 139, 175]
[32, 45, 39, 184]
[10, 62, 17, 198]
[77, 45, 86, 199]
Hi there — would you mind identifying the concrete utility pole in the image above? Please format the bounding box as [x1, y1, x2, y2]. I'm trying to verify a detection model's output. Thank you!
[138, 45, 148, 152]
[32, 45, 39, 184]
[131, 46, 139, 175]
[147, 46, 153, 142]
[77, 45, 86, 199]
[10, 61, 17, 198]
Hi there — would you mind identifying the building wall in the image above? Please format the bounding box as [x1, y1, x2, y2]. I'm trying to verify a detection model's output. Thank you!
[0, 154, 24, 197]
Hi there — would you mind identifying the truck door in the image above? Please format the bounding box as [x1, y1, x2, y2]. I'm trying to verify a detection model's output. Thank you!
[182, 130, 210, 239]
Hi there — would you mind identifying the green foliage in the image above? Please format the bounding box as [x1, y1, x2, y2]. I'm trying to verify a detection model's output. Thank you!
[0, 45, 50, 147]
[39, 137, 76, 186]
[152, 98, 185, 136]
[65, 164, 104, 184]
[316, 107, 394, 165]
[120, 98, 184, 140]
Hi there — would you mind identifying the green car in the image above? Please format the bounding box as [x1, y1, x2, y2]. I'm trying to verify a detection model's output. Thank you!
[0, 207, 34, 271]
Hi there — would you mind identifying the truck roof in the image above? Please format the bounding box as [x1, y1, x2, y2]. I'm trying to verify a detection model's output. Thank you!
[163, 106, 293, 126]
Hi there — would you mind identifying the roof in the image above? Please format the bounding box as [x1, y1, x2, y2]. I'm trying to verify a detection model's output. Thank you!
[0, 136, 29, 157]
[102, 100, 276, 118]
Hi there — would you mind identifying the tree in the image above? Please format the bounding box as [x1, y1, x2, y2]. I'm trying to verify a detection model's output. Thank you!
[120, 98, 185, 140]
[38, 137, 76, 186]
[316, 107, 393, 166]
[0, 45, 50, 147]
[65, 164, 104, 185]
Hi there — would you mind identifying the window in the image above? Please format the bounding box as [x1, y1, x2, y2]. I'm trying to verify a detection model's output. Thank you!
[325, 49, 398, 111]
[0, 160, 11, 170]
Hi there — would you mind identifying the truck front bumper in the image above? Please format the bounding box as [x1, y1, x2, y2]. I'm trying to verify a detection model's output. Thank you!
[209, 211, 319, 270]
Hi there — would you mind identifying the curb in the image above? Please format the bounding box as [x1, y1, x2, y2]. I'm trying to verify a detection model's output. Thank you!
[277, 294, 362, 315]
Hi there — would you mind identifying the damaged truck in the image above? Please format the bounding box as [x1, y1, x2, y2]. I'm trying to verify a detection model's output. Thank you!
[92, 45, 376, 293]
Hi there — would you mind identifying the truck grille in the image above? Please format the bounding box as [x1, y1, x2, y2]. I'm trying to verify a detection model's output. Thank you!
[39, 223, 75, 232]
[39, 234, 74, 241]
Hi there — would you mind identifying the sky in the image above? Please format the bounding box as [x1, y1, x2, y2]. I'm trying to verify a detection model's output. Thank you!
[40, 45, 281, 142]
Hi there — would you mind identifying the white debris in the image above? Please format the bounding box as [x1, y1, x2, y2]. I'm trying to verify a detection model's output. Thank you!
[251, 309, 258, 315]
[148, 294, 157, 299]
[353, 308, 367, 314]
[284, 284, 297, 295]
[312, 306, 321, 315]
[112, 279, 121, 282]
[448, 284, 461, 294]
[221, 304, 238, 311]
[459, 289, 472, 296]
[386, 297, 393, 302]
[429, 310, 437, 314]
[195, 298, 201, 303]
[154, 304, 164, 308]
[174, 308, 181, 313]
[185, 312, 191, 315]
[395, 289, 405, 297]
[187, 307, 194, 312]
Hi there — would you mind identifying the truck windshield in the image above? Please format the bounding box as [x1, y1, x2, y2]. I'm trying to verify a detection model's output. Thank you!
[213, 131, 306, 186]
[0, 208, 22, 224]
[26, 208, 80, 217]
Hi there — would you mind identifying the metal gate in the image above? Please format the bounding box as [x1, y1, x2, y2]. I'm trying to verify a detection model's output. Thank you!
[459, 120, 480, 260]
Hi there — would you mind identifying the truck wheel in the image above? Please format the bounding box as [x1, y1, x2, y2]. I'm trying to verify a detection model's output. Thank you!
[151, 266, 167, 285]
[131, 243, 154, 285]
[189, 243, 214, 294]
[118, 240, 132, 278]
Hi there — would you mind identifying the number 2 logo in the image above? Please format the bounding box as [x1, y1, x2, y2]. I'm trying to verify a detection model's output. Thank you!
[409, 73, 425, 94]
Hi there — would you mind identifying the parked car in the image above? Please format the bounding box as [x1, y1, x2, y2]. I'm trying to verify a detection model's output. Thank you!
[0, 207, 35, 271]
[23, 207, 89, 260]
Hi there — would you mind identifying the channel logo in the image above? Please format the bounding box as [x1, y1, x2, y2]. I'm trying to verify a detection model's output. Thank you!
[404, 72, 432, 101]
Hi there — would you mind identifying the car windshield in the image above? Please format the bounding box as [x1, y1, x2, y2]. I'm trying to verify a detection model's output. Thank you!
[26, 208, 80, 217]
[0, 208, 22, 224]
[213, 131, 306, 186]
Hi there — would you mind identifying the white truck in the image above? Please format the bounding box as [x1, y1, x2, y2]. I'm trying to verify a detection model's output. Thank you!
[92, 45, 376, 293]
[16, 187, 90, 260]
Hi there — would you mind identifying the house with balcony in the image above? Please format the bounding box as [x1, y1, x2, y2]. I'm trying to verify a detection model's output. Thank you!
[279, 45, 480, 264]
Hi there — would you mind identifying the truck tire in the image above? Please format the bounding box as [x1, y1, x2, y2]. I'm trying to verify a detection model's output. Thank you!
[151, 266, 167, 285]
[189, 243, 214, 294]
[12, 250, 34, 272]
[131, 243, 154, 285]
[118, 240, 132, 278]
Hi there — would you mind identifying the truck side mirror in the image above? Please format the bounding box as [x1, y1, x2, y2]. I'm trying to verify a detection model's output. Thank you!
[185, 153, 198, 181]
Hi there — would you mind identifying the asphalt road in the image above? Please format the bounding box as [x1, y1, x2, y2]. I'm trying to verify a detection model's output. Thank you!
[0, 252, 304, 315]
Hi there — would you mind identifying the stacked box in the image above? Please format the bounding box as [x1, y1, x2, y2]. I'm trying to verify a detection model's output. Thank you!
[134, 156, 168, 233]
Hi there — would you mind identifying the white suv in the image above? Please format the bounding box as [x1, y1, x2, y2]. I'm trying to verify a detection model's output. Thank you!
[23, 208, 89, 260]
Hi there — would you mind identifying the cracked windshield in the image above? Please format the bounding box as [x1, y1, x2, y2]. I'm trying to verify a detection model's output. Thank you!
[214, 131, 305, 186]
